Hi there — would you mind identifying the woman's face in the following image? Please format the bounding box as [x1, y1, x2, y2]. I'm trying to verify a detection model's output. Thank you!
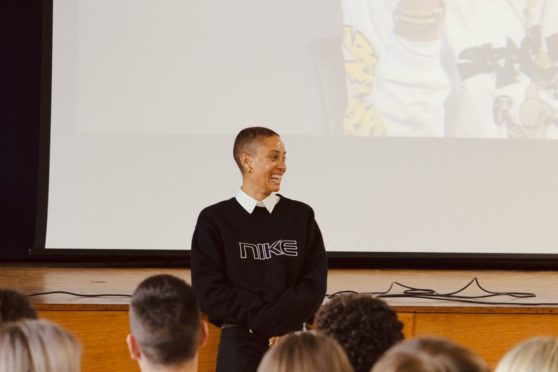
[243, 135, 287, 198]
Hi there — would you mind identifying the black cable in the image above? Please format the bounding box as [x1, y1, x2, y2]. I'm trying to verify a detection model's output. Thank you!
[375, 294, 558, 306]
[326, 277, 558, 306]
[27, 291, 131, 298]
[441, 277, 534, 298]
[27, 278, 558, 306]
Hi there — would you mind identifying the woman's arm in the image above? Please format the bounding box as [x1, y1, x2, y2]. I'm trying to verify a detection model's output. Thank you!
[191, 209, 265, 326]
[248, 211, 328, 338]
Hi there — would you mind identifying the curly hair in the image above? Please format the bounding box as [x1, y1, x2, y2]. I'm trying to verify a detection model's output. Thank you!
[315, 294, 403, 372]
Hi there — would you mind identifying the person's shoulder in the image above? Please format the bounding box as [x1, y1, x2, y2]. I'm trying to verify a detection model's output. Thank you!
[277, 195, 314, 213]
[199, 198, 237, 216]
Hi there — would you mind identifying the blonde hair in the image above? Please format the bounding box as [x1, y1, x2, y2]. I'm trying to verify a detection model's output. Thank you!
[371, 336, 489, 372]
[495, 336, 558, 372]
[257, 332, 354, 372]
[0, 319, 81, 372]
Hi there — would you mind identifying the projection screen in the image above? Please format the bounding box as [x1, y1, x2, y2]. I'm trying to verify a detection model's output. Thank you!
[43, 0, 558, 256]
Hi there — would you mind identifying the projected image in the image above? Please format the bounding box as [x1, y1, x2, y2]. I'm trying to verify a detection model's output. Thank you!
[342, 0, 558, 138]
[46, 0, 558, 254]
[58, 0, 346, 136]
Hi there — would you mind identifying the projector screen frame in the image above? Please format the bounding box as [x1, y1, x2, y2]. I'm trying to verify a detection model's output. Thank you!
[28, 0, 558, 269]
[26, 248, 558, 270]
[34, 0, 52, 254]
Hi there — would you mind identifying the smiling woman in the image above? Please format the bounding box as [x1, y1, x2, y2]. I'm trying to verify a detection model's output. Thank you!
[239, 133, 287, 200]
[190, 127, 328, 372]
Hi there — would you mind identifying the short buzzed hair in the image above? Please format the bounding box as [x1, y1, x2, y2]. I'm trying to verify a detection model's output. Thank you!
[0, 289, 37, 324]
[129, 275, 201, 366]
[233, 127, 279, 173]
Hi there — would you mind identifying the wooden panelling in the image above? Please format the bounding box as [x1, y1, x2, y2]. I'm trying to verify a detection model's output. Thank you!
[200, 322, 221, 372]
[39, 309, 137, 372]
[398, 312, 415, 339]
[3, 266, 558, 372]
[39, 307, 224, 372]
[413, 312, 558, 368]
[42, 308, 546, 372]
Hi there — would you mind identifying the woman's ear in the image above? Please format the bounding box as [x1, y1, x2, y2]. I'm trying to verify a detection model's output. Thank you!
[240, 153, 253, 174]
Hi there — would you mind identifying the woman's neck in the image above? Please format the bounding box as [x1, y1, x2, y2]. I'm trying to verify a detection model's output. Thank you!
[241, 184, 271, 201]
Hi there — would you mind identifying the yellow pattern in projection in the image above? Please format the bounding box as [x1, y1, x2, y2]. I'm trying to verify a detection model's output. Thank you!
[343, 26, 385, 136]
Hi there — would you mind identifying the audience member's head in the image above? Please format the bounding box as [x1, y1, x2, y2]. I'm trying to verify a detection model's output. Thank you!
[0, 319, 81, 372]
[257, 332, 354, 372]
[315, 294, 404, 372]
[495, 336, 558, 372]
[127, 274, 207, 372]
[0, 289, 37, 324]
[371, 336, 489, 372]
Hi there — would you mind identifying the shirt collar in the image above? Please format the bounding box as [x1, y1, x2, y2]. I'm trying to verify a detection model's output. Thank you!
[235, 188, 280, 214]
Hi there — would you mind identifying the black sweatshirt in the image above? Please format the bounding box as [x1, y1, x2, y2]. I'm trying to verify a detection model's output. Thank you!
[191, 195, 327, 338]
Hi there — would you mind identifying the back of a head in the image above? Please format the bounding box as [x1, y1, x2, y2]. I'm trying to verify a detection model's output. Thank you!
[0, 318, 81, 372]
[315, 294, 403, 372]
[257, 332, 354, 372]
[495, 336, 558, 372]
[371, 336, 489, 372]
[129, 274, 201, 367]
[0, 289, 37, 324]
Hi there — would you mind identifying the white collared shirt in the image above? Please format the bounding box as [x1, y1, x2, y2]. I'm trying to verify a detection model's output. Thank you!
[235, 188, 280, 214]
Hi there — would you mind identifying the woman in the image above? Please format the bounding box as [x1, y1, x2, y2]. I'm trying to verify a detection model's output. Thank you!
[0, 319, 81, 372]
[191, 127, 328, 372]
[371, 336, 489, 372]
[495, 336, 558, 372]
[257, 332, 353, 372]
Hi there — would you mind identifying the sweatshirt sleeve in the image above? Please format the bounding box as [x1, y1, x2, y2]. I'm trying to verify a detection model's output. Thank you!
[248, 209, 328, 338]
[190, 209, 265, 326]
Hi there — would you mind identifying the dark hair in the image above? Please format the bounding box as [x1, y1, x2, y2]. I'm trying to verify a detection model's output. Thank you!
[233, 126, 279, 172]
[129, 274, 201, 366]
[257, 332, 354, 372]
[0, 289, 37, 324]
[371, 336, 489, 372]
[315, 294, 403, 372]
